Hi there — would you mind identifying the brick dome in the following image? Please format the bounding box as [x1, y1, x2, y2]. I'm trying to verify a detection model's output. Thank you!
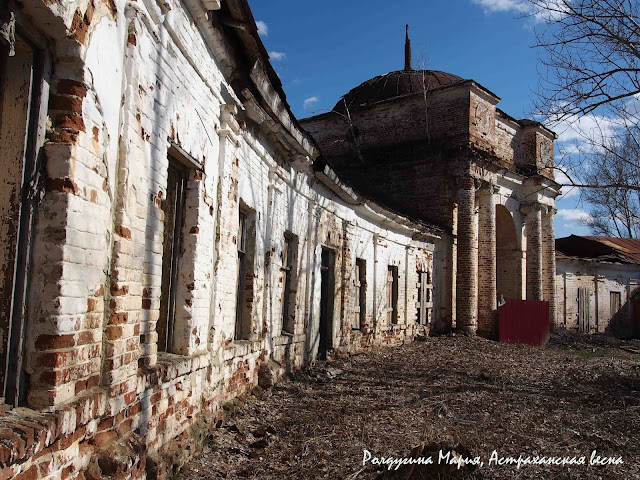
[333, 70, 465, 113]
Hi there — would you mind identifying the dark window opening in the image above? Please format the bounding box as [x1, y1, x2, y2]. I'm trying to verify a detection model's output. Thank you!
[235, 212, 247, 339]
[387, 266, 399, 324]
[235, 208, 255, 340]
[281, 233, 298, 334]
[319, 248, 335, 360]
[354, 259, 366, 329]
[158, 157, 187, 352]
[0, 27, 46, 405]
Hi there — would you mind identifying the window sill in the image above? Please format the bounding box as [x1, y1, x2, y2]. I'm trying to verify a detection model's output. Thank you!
[223, 338, 262, 360]
[274, 333, 305, 346]
[381, 324, 404, 332]
[137, 351, 211, 402]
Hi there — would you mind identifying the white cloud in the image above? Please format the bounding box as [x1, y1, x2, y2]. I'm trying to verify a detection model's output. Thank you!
[552, 113, 617, 146]
[470, 0, 532, 14]
[256, 20, 268, 36]
[269, 51, 286, 61]
[303, 96, 319, 110]
[470, 0, 569, 21]
[556, 208, 592, 224]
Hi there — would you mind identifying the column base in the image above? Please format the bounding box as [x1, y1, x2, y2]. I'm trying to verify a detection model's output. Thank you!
[476, 329, 498, 341]
[455, 324, 477, 336]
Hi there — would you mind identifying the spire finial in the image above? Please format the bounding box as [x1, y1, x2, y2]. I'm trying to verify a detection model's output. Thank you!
[404, 24, 412, 71]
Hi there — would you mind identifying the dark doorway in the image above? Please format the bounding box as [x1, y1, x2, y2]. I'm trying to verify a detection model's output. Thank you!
[0, 29, 45, 405]
[319, 248, 335, 360]
[417, 271, 431, 325]
[496, 205, 521, 300]
[578, 287, 590, 333]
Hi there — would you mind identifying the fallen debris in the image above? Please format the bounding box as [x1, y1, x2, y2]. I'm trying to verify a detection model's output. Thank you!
[179, 335, 640, 480]
[620, 346, 640, 355]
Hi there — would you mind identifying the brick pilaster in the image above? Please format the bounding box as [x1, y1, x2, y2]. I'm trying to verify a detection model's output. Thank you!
[477, 184, 497, 336]
[456, 178, 478, 335]
[523, 203, 543, 301]
[542, 206, 557, 328]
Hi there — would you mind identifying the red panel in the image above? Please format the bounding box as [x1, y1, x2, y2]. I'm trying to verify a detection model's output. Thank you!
[499, 299, 550, 346]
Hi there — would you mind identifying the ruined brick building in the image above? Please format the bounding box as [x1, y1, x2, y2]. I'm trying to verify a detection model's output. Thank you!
[302, 27, 560, 338]
[0, 1, 558, 477]
[0, 0, 445, 478]
[556, 235, 640, 337]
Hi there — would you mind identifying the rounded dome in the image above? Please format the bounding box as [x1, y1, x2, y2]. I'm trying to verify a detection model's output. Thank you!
[333, 69, 465, 113]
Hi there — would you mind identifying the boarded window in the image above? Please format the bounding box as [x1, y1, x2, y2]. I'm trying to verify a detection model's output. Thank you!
[416, 270, 432, 325]
[281, 233, 298, 334]
[158, 157, 187, 352]
[577, 287, 590, 333]
[610, 291, 622, 319]
[387, 266, 399, 324]
[354, 259, 366, 329]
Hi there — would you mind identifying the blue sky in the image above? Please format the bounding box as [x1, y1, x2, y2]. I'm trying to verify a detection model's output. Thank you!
[248, 0, 591, 238]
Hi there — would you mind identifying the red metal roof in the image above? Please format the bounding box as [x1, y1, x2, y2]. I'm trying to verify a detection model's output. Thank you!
[556, 235, 640, 264]
[585, 236, 640, 264]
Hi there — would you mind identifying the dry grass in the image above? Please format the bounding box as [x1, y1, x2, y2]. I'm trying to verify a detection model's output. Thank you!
[179, 333, 640, 479]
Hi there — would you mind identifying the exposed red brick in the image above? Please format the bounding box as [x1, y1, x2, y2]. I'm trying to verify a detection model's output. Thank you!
[55, 113, 86, 132]
[49, 94, 84, 113]
[57, 79, 88, 98]
[77, 331, 94, 346]
[35, 334, 75, 350]
[49, 130, 79, 144]
[87, 374, 100, 389]
[13, 464, 38, 480]
[110, 284, 129, 297]
[109, 312, 128, 325]
[114, 225, 131, 239]
[46, 177, 79, 195]
[75, 379, 88, 394]
[124, 391, 136, 404]
[0, 466, 19, 480]
[105, 326, 122, 341]
[87, 298, 97, 313]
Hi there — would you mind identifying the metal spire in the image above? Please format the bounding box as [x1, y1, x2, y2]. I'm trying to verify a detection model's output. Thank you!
[404, 24, 412, 71]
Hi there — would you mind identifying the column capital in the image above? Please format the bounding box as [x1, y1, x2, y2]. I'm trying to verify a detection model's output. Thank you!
[519, 202, 544, 216]
[476, 181, 499, 196]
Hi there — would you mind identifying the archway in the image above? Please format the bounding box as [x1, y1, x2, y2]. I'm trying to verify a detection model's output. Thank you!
[496, 205, 522, 300]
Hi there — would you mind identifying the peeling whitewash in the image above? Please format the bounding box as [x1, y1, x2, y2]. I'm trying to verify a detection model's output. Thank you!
[0, 0, 443, 477]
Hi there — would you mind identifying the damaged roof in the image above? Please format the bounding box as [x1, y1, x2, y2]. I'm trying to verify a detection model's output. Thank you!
[333, 69, 465, 113]
[556, 235, 640, 265]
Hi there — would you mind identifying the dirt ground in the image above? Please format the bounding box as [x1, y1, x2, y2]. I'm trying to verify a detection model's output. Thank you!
[179, 332, 640, 479]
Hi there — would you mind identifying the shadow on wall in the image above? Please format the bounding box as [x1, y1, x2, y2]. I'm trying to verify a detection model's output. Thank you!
[606, 290, 640, 339]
